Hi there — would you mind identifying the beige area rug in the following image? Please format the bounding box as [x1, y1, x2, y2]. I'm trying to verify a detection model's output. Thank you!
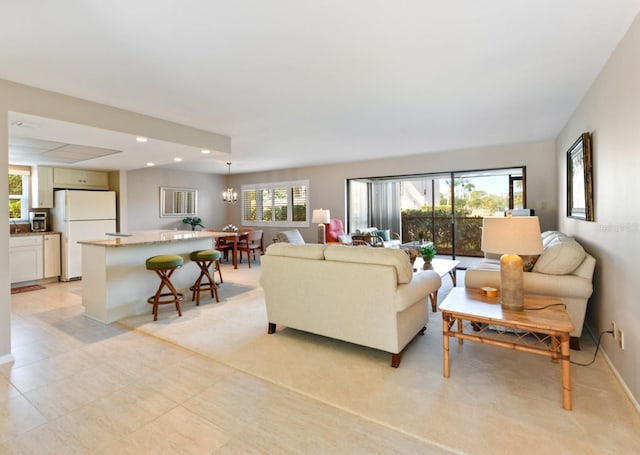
[119, 265, 640, 454]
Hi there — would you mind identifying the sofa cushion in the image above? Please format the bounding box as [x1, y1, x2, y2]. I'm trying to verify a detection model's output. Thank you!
[275, 229, 305, 245]
[324, 244, 413, 284]
[265, 243, 325, 260]
[533, 233, 586, 275]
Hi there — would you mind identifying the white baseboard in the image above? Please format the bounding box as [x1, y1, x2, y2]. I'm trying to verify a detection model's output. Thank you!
[0, 353, 15, 365]
[585, 324, 640, 414]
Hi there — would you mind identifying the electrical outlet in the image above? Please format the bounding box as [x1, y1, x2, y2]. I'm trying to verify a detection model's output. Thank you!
[612, 321, 618, 340]
[618, 330, 625, 350]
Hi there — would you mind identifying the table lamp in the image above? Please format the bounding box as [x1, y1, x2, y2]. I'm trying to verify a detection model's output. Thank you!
[312, 209, 331, 244]
[481, 215, 542, 311]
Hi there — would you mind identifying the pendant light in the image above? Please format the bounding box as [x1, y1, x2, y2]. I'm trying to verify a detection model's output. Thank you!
[222, 162, 238, 204]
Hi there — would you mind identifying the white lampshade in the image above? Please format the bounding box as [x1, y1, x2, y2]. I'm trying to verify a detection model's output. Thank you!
[481, 216, 542, 255]
[312, 209, 331, 224]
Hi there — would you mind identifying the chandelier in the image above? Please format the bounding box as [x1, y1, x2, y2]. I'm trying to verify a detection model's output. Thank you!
[222, 162, 238, 204]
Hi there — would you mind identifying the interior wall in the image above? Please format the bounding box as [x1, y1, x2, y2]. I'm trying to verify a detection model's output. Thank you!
[126, 167, 226, 231]
[557, 14, 640, 406]
[0, 78, 231, 361]
[226, 140, 558, 246]
[0, 110, 9, 359]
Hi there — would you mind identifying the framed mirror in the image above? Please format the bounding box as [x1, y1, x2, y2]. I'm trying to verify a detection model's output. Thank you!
[566, 132, 594, 221]
[160, 187, 198, 217]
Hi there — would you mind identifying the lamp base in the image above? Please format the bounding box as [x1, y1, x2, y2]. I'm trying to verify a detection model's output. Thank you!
[499, 254, 524, 311]
[317, 223, 326, 244]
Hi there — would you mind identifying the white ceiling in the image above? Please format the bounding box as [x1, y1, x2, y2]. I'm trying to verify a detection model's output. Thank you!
[2, 1, 640, 175]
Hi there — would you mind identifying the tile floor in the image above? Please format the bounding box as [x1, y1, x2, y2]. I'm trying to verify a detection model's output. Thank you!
[1, 281, 449, 454]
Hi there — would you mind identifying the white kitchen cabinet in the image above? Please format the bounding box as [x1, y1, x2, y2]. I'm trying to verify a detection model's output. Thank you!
[9, 236, 44, 283]
[44, 233, 61, 278]
[53, 168, 109, 190]
[31, 165, 54, 208]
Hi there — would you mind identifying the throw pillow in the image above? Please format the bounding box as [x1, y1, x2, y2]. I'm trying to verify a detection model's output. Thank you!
[275, 229, 305, 245]
[374, 229, 391, 241]
[532, 233, 585, 275]
[338, 233, 353, 244]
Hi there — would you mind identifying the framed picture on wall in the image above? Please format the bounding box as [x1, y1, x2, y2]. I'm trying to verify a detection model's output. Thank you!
[566, 132, 594, 221]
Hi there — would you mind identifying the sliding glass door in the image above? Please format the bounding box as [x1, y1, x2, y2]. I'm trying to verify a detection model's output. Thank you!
[347, 166, 526, 259]
[452, 168, 525, 257]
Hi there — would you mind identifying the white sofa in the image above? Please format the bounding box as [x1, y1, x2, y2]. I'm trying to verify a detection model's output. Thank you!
[465, 231, 596, 347]
[259, 243, 441, 367]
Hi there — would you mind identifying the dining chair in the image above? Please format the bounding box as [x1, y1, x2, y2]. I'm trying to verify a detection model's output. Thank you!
[238, 229, 264, 267]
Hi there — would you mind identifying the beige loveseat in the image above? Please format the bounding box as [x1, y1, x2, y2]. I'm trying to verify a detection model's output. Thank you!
[465, 231, 596, 347]
[259, 243, 441, 367]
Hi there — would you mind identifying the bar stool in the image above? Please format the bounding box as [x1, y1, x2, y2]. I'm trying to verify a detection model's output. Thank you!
[145, 254, 184, 321]
[189, 249, 222, 305]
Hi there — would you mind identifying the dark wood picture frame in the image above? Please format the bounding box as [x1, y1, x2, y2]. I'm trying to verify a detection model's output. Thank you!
[566, 132, 594, 221]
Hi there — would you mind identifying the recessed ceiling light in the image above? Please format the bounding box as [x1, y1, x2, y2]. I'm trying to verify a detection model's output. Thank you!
[201, 149, 211, 154]
[136, 136, 148, 143]
[174, 157, 183, 162]
[146, 162, 155, 166]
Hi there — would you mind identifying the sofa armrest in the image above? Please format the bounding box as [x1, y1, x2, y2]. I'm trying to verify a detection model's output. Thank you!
[523, 273, 593, 299]
[394, 271, 441, 312]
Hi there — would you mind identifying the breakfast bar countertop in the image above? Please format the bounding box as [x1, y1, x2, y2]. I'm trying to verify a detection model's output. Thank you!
[78, 230, 219, 247]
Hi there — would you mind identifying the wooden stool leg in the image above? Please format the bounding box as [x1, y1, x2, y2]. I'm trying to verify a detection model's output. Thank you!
[215, 260, 223, 284]
[149, 268, 183, 320]
[162, 268, 182, 316]
[201, 259, 219, 302]
[191, 264, 205, 305]
[190, 260, 219, 305]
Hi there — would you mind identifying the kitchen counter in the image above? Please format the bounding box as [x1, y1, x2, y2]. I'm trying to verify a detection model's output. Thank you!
[78, 229, 217, 247]
[10, 231, 60, 237]
[80, 229, 223, 323]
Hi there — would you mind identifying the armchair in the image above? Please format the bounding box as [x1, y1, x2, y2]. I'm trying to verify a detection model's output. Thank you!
[326, 219, 345, 243]
[352, 228, 401, 248]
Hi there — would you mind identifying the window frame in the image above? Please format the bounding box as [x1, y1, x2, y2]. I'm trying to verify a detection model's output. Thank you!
[241, 179, 310, 227]
[9, 170, 30, 222]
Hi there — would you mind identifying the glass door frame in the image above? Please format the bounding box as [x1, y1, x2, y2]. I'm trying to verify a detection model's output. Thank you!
[346, 166, 528, 259]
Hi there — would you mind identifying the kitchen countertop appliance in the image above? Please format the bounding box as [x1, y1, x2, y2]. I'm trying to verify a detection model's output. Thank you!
[29, 212, 47, 232]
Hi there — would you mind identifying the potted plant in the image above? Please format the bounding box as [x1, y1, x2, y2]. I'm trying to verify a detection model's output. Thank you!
[182, 216, 204, 231]
[419, 244, 436, 266]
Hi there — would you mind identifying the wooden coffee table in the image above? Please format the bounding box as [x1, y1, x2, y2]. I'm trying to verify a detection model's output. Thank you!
[439, 288, 575, 410]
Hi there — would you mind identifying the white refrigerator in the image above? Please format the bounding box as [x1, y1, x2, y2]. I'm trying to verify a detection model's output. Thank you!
[52, 190, 117, 281]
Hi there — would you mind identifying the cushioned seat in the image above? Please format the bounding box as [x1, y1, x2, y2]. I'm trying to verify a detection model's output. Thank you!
[146, 255, 184, 270]
[145, 254, 185, 321]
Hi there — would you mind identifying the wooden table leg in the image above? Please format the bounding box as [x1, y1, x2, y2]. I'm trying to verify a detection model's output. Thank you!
[561, 334, 572, 410]
[443, 314, 450, 377]
[457, 318, 463, 344]
[232, 236, 238, 269]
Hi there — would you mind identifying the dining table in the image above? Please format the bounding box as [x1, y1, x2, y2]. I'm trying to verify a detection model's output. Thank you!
[208, 231, 248, 269]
